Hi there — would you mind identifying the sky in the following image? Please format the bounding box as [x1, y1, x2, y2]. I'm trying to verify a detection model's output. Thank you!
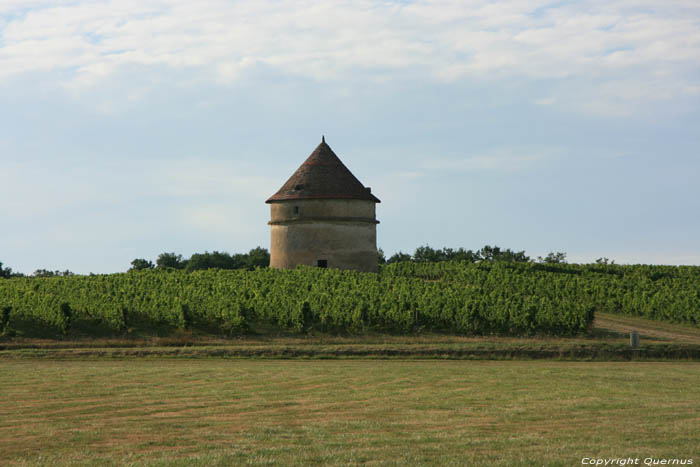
[1, 0, 699, 274]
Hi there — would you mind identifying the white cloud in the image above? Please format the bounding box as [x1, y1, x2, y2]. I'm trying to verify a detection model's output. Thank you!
[0, 155, 276, 272]
[0, 157, 277, 219]
[179, 202, 260, 236]
[155, 159, 278, 199]
[420, 146, 562, 172]
[0, 0, 698, 117]
[533, 96, 556, 106]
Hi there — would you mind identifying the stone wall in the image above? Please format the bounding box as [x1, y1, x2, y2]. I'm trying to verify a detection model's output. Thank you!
[268, 199, 378, 273]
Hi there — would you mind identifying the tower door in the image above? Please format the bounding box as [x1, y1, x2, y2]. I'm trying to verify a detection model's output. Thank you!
[317, 259, 328, 268]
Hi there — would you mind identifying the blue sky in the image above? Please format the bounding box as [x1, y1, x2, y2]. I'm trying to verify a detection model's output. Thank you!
[1, 0, 699, 274]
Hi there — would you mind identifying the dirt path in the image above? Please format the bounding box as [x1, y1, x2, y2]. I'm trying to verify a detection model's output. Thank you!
[594, 312, 700, 345]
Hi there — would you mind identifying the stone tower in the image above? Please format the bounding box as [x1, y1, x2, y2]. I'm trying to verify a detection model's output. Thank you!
[266, 137, 380, 272]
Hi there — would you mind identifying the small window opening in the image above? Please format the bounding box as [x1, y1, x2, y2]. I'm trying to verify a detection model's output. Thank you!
[317, 259, 328, 268]
[295, 184, 303, 191]
[293, 206, 299, 215]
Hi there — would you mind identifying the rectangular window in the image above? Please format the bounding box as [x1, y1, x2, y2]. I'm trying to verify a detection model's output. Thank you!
[293, 206, 299, 215]
[317, 259, 328, 268]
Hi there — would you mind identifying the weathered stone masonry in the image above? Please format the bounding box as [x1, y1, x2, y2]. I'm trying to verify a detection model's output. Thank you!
[266, 138, 380, 273]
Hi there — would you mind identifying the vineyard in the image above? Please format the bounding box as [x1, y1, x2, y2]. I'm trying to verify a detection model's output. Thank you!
[0, 261, 698, 338]
[385, 261, 700, 325]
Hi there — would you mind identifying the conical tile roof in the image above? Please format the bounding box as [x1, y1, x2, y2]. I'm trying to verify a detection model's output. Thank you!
[266, 138, 380, 203]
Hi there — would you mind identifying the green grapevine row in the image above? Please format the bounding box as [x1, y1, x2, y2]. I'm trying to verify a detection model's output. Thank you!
[0, 265, 594, 337]
[382, 261, 700, 326]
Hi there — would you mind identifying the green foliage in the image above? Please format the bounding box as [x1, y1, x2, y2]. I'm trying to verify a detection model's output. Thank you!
[245, 247, 270, 269]
[59, 302, 72, 334]
[2, 259, 697, 338]
[0, 261, 12, 278]
[150, 248, 269, 272]
[478, 245, 530, 263]
[156, 252, 186, 270]
[538, 252, 568, 264]
[179, 303, 193, 330]
[0, 264, 600, 338]
[1, 306, 11, 335]
[129, 258, 154, 271]
[384, 261, 700, 327]
[384, 245, 530, 264]
[33, 269, 74, 277]
[414, 245, 480, 262]
[387, 251, 412, 263]
[186, 251, 241, 271]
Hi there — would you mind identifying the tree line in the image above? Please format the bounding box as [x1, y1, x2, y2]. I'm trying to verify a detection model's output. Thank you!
[2, 245, 603, 278]
[0, 261, 23, 278]
[378, 245, 569, 265]
[0, 248, 271, 277]
[129, 247, 271, 272]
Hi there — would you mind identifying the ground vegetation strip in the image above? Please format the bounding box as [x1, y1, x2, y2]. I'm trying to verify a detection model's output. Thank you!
[0, 265, 595, 337]
[4, 311, 700, 360]
[0, 360, 698, 466]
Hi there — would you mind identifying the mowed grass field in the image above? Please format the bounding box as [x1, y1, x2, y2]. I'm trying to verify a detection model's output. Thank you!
[1, 359, 698, 466]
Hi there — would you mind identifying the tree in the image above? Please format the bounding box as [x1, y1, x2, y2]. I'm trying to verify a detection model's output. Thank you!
[184, 248, 269, 271]
[129, 258, 154, 271]
[412, 246, 482, 263]
[0, 261, 12, 278]
[246, 247, 270, 269]
[450, 247, 480, 263]
[478, 245, 531, 263]
[413, 245, 443, 262]
[377, 248, 387, 265]
[32, 269, 74, 277]
[156, 252, 186, 269]
[187, 251, 236, 271]
[230, 253, 248, 269]
[595, 257, 615, 265]
[387, 251, 412, 263]
[538, 252, 567, 264]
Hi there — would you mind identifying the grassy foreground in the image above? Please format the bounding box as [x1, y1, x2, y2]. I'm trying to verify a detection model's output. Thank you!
[1, 360, 698, 466]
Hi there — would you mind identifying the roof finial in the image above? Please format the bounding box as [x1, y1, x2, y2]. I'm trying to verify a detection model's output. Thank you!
[322, 135, 325, 143]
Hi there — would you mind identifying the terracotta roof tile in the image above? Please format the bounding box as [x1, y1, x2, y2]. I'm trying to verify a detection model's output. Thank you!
[266, 138, 380, 203]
